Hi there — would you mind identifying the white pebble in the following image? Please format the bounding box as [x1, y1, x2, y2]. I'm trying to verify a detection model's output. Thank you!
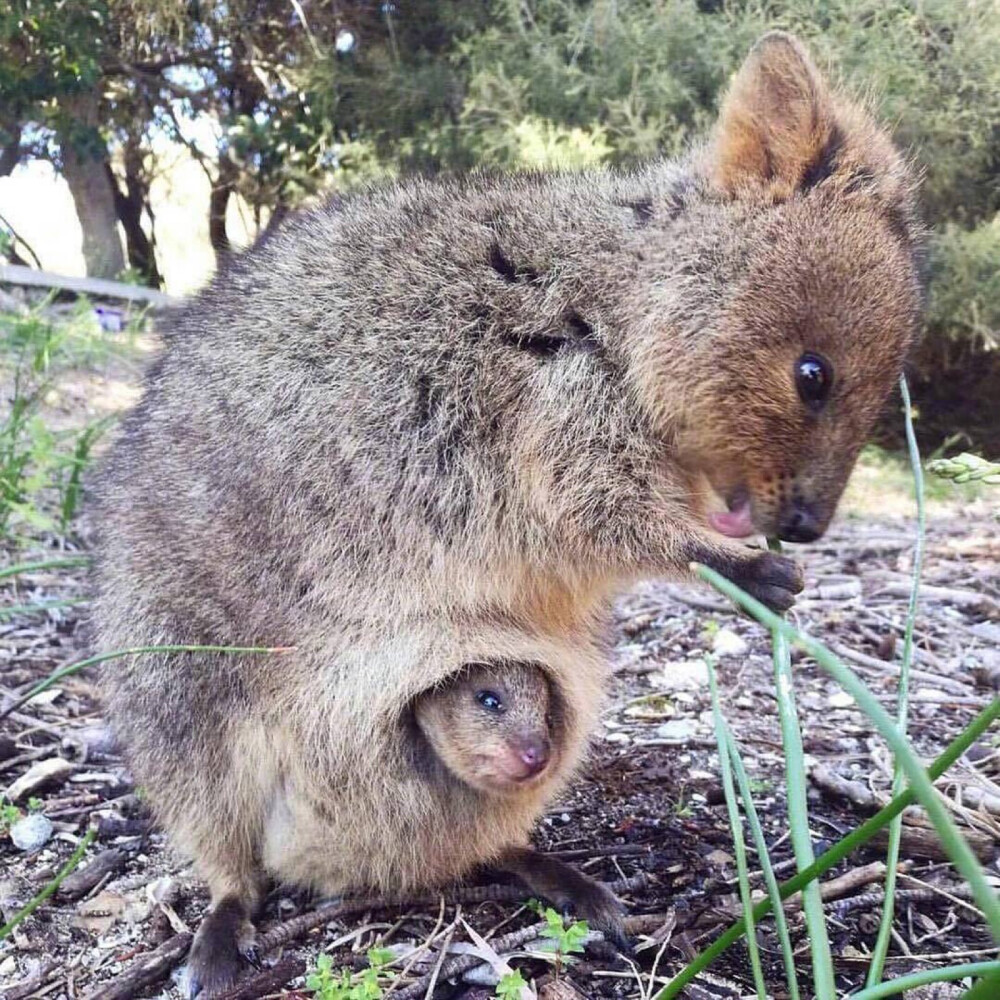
[655, 719, 696, 742]
[712, 628, 749, 657]
[10, 813, 54, 852]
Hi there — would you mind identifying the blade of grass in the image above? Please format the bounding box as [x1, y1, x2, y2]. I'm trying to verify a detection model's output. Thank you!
[725, 727, 801, 1000]
[958, 970, 1000, 1000]
[693, 562, 1000, 941]
[707, 656, 767, 1000]
[60, 418, 111, 530]
[851, 962, 1000, 1000]
[0, 598, 88, 619]
[0, 827, 96, 940]
[866, 375, 925, 986]
[0, 556, 90, 580]
[653, 697, 1000, 1000]
[0, 643, 295, 721]
[768, 541, 836, 999]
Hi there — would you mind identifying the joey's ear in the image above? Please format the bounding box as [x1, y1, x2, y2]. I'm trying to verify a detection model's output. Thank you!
[709, 32, 839, 197]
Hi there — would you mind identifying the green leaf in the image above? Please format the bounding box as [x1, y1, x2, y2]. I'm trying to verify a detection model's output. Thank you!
[496, 969, 528, 999]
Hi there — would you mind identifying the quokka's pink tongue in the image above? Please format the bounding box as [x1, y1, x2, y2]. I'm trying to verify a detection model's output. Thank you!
[708, 498, 755, 538]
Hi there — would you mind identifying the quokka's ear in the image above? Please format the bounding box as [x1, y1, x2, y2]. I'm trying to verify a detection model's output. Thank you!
[709, 32, 839, 197]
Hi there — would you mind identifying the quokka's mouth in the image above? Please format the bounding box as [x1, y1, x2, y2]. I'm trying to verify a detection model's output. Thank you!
[707, 486, 756, 539]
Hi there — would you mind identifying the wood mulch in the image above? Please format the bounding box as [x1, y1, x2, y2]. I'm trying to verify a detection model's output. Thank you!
[2, 506, 998, 1000]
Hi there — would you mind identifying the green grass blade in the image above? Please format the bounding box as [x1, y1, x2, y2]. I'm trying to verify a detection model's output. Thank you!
[866, 375, 926, 986]
[0, 598, 88, 619]
[0, 643, 295, 721]
[707, 656, 767, 1000]
[653, 697, 1000, 1000]
[0, 828, 96, 940]
[958, 970, 1000, 1000]
[725, 727, 801, 1000]
[851, 962, 1000, 1000]
[768, 539, 836, 999]
[0, 556, 91, 580]
[693, 563, 1000, 942]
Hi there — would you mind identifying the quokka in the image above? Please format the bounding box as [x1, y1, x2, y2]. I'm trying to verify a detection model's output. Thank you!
[92, 31, 923, 995]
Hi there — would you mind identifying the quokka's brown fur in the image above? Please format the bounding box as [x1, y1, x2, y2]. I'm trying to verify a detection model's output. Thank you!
[91, 32, 923, 993]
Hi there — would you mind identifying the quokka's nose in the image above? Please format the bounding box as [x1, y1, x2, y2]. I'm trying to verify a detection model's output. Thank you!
[778, 498, 823, 543]
[516, 736, 551, 777]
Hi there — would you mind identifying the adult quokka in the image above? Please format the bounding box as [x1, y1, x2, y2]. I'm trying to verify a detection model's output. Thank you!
[92, 31, 923, 995]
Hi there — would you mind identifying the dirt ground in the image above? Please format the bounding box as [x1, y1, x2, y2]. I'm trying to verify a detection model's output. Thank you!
[1, 326, 999, 999]
[2, 507, 999, 1000]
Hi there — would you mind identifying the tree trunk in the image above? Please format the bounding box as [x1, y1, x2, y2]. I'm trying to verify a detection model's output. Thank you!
[0, 118, 22, 178]
[209, 156, 238, 258]
[58, 93, 125, 279]
[106, 143, 162, 288]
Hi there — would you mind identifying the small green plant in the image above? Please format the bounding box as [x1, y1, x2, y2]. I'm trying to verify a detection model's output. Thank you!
[306, 947, 395, 1000]
[0, 302, 118, 539]
[927, 452, 1000, 485]
[538, 907, 588, 977]
[929, 452, 1000, 519]
[0, 802, 21, 831]
[673, 790, 694, 818]
[495, 968, 529, 999]
[26, 797, 43, 813]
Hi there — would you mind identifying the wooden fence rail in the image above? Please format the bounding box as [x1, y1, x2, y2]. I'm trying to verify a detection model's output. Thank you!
[0, 263, 175, 307]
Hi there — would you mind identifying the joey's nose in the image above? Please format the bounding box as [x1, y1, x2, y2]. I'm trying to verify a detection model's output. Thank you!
[516, 736, 551, 777]
[778, 499, 823, 543]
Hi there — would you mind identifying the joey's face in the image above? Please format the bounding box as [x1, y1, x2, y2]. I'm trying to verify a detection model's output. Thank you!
[681, 200, 922, 542]
[412, 662, 557, 797]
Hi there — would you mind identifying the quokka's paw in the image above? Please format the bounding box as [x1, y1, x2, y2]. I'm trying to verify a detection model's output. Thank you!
[727, 550, 804, 613]
[546, 869, 631, 954]
[186, 897, 257, 997]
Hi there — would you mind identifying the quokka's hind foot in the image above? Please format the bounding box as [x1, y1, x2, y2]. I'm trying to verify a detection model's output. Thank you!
[499, 846, 631, 953]
[186, 895, 259, 998]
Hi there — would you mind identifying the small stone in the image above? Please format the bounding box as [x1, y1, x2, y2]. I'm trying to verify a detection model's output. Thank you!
[5, 757, 73, 803]
[605, 731, 631, 745]
[706, 848, 733, 866]
[712, 628, 748, 658]
[25, 688, 63, 708]
[624, 695, 674, 720]
[654, 719, 696, 743]
[828, 691, 855, 709]
[10, 813, 53, 852]
[0, 955, 16, 977]
[648, 659, 709, 691]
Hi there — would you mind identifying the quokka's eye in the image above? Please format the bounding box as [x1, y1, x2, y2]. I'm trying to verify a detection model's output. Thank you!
[476, 690, 504, 713]
[795, 353, 833, 411]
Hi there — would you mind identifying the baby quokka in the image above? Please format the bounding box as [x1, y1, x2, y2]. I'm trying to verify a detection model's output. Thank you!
[92, 31, 923, 995]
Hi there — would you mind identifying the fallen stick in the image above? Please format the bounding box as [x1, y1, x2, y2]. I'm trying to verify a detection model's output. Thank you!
[3, 960, 57, 1000]
[57, 846, 137, 901]
[874, 581, 999, 617]
[209, 956, 307, 1000]
[84, 932, 193, 1000]
[786, 861, 890, 912]
[828, 643, 973, 696]
[870, 823, 996, 864]
[810, 763, 879, 811]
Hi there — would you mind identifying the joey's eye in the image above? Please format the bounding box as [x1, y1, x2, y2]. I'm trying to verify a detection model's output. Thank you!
[795, 353, 833, 411]
[476, 690, 504, 713]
